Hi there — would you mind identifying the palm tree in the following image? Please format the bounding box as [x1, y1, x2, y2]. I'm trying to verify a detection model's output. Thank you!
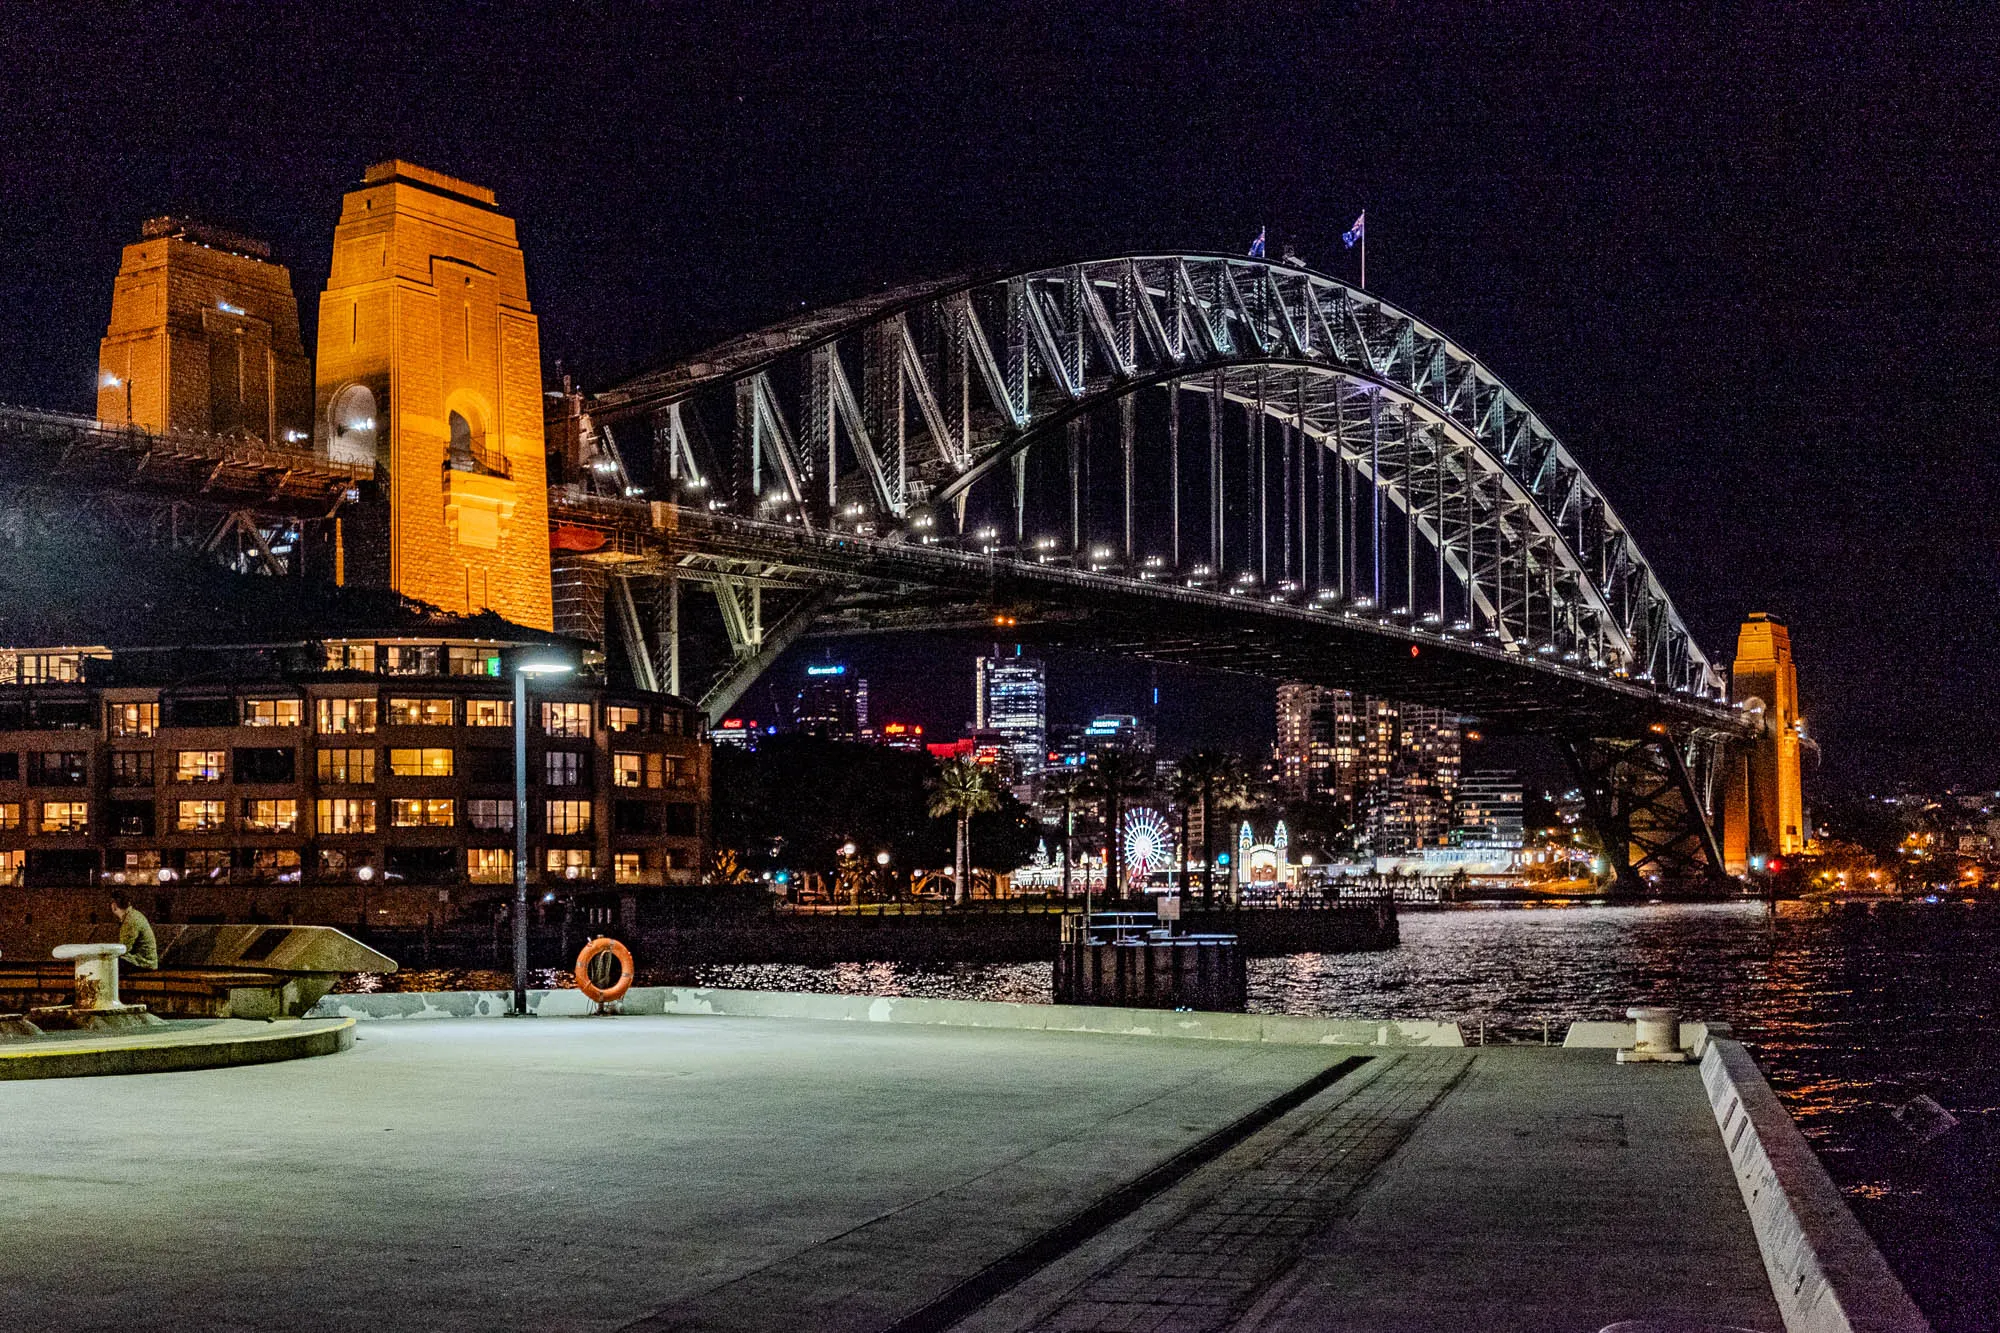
[928, 758, 1000, 905]
[1040, 770, 1086, 901]
[1177, 750, 1250, 907]
[1166, 761, 1204, 898]
[1084, 750, 1153, 899]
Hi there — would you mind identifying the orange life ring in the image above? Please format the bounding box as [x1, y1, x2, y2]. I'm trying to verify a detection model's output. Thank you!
[574, 936, 635, 1004]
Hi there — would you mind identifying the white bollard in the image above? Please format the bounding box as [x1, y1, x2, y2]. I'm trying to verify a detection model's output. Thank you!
[1617, 1005, 1688, 1064]
[51, 943, 128, 1011]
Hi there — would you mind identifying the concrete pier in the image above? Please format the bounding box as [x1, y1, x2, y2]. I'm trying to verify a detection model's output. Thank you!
[0, 999, 1924, 1332]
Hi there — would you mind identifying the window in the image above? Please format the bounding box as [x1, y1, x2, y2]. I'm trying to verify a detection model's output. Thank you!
[466, 799, 514, 831]
[316, 748, 376, 784]
[546, 848, 595, 879]
[387, 697, 453, 726]
[545, 751, 585, 787]
[245, 848, 301, 880]
[242, 698, 302, 728]
[175, 800, 225, 832]
[317, 697, 378, 734]
[663, 804, 699, 836]
[111, 751, 155, 788]
[382, 645, 440, 676]
[605, 705, 642, 733]
[545, 799, 592, 835]
[386, 846, 459, 881]
[0, 753, 15, 780]
[20, 653, 86, 684]
[465, 699, 514, 727]
[615, 851, 644, 884]
[323, 641, 376, 672]
[389, 748, 454, 778]
[175, 750, 226, 783]
[0, 803, 19, 831]
[658, 709, 686, 737]
[467, 848, 514, 883]
[110, 800, 153, 837]
[318, 848, 365, 877]
[612, 752, 646, 788]
[615, 801, 663, 835]
[169, 696, 235, 728]
[541, 702, 590, 738]
[30, 752, 88, 786]
[317, 798, 376, 834]
[0, 849, 20, 884]
[109, 702, 159, 737]
[234, 748, 296, 783]
[39, 801, 90, 833]
[464, 747, 511, 783]
[390, 798, 454, 828]
[240, 799, 299, 833]
[448, 646, 501, 677]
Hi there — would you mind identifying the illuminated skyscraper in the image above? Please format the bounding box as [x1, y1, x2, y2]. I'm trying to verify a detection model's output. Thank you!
[975, 647, 1046, 792]
[793, 662, 861, 741]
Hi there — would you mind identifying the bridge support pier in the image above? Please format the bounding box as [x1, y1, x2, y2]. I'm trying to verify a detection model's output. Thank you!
[1559, 733, 1731, 896]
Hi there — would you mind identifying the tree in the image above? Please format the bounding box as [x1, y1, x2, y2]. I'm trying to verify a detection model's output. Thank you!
[1166, 762, 1204, 897]
[1084, 749, 1153, 898]
[1040, 769, 1087, 900]
[928, 758, 1000, 904]
[1176, 750, 1250, 906]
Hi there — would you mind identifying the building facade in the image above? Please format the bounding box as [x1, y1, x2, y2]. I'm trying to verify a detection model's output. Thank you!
[0, 632, 709, 939]
[975, 648, 1046, 793]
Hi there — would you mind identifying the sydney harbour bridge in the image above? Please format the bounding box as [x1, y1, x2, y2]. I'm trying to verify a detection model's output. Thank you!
[0, 252, 1761, 890]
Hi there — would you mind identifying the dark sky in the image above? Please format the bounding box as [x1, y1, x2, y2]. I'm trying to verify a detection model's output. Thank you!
[3, 2, 1996, 791]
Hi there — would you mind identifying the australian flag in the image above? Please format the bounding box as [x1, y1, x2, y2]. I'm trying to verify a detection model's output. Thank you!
[1248, 227, 1266, 258]
[1343, 212, 1366, 248]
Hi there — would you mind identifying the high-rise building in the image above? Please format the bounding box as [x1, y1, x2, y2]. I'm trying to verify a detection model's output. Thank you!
[313, 160, 551, 628]
[1456, 769, 1525, 846]
[1361, 704, 1462, 854]
[793, 663, 861, 741]
[96, 217, 312, 444]
[1083, 714, 1155, 756]
[975, 648, 1046, 789]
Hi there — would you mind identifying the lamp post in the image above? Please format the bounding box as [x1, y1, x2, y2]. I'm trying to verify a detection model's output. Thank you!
[513, 656, 573, 1016]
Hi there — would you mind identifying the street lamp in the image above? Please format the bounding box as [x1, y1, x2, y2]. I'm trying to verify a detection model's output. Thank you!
[512, 654, 574, 1016]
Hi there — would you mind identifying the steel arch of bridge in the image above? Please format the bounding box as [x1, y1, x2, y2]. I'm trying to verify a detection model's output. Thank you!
[596, 254, 1725, 712]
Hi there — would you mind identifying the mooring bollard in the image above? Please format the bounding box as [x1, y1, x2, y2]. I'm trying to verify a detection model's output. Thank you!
[1616, 1005, 1689, 1064]
[51, 943, 128, 1011]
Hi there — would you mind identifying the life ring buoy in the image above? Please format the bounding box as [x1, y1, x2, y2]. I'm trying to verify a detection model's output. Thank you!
[574, 936, 635, 1004]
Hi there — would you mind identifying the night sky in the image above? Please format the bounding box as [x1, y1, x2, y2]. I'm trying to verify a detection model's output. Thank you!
[3, 3, 1995, 791]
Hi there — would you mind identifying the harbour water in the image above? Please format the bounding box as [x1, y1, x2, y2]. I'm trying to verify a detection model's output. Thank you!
[356, 901, 2000, 1329]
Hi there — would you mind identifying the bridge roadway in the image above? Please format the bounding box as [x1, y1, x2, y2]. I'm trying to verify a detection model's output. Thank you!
[0, 1008, 1793, 1332]
[556, 494, 1753, 742]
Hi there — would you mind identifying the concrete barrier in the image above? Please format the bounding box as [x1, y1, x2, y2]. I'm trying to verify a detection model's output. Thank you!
[310, 985, 1466, 1047]
[1700, 1038, 1930, 1333]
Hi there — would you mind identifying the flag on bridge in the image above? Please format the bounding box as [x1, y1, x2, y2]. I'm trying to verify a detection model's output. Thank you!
[1343, 212, 1366, 248]
[1248, 227, 1266, 258]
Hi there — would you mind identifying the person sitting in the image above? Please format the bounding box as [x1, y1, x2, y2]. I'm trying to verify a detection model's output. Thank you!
[110, 890, 159, 971]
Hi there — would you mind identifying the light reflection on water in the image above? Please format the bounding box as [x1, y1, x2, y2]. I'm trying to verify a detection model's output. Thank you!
[342, 902, 2000, 1329]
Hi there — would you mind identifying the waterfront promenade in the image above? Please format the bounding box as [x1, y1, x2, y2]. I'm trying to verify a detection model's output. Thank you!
[0, 1006, 1865, 1332]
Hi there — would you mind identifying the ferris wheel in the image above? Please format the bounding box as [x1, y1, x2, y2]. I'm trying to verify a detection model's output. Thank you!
[1122, 807, 1174, 880]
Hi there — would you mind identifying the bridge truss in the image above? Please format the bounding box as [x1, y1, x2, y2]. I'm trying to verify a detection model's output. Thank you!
[573, 253, 1751, 888]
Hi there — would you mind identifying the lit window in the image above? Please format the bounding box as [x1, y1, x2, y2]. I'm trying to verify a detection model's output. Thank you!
[109, 702, 159, 737]
[541, 702, 590, 738]
[546, 799, 592, 835]
[465, 699, 514, 727]
[316, 798, 376, 834]
[467, 848, 514, 883]
[242, 698, 302, 728]
[322, 641, 377, 672]
[387, 697, 453, 726]
[614, 851, 644, 883]
[389, 748, 454, 777]
[466, 799, 514, 831]
[175, 750, 226, 782]
[316, 748, 376, 784]
[0, 850, 21, 883]
[246, 848, 300, 878]
[175, 800, 225, 832]
[612, 752, 644, 788]
[317, 697, 378, 734]
[390, 798, 454, 828]
[448, 646, 501, 677]
[240, 799, 298, 833]
[20, 653, 85, 684]
[382, 645, 440, 676]
[544, 751, 585, 787]
[546, 848, 594, 879]
[183, 848, 230, 877]
[605, 705, 642, 733]
[0, 803, 20, 831]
